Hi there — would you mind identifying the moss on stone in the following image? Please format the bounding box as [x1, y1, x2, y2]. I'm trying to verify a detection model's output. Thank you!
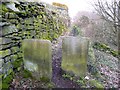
[1, 1, 69, 82]
[1, 4, 9, 12]
[22, 39, 52, 81]
[0, 49, 11, 57]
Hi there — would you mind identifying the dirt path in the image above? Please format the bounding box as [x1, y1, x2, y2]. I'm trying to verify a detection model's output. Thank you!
[52, 36, 80, 88]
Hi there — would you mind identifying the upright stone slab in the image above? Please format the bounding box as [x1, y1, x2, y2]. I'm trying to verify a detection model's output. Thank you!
[61, 36, 89, 77]
[22, 39, 52, 81]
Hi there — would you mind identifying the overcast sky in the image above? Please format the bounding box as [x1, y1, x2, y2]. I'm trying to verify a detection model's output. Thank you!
[41, 0, 95, 19]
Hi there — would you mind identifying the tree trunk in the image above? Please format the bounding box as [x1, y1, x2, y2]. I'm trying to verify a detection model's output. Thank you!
[118, 1, 120, 57]
[114, 0, 117, 32]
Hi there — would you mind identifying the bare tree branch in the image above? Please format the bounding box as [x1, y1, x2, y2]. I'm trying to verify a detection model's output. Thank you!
[93, 0, 120, 30]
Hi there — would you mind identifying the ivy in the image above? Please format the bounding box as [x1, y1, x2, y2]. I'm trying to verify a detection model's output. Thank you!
[2, 72, 14, 90]
[62, 74, 73, 80]
[12, 59, 23, 69]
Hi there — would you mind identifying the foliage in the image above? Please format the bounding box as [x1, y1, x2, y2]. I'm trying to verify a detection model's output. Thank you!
[40, 76, 50, 83]
[70, 26, 82, 36]
[2, 72, 14, 90]
[73, 11, 118, 48]
[22, 69, 33, 79]
[47, 82, 55, 88]
[93, 42, 118, 58]
[39, 75, 55, 88]
[62, 74, 73, 80]
[88, 42, 99, 75]
[76, 77, 86, 86]
[12, 59, 23, 72]
[2, 59, 24, 90]
[73, 15, 90, 28]
[1, 4, 9, 12]
[79, 15, 89, 27]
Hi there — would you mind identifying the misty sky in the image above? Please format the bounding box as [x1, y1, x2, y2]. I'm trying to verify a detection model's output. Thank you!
[41, 0, 95, 18]
[22, 0, 112, 19]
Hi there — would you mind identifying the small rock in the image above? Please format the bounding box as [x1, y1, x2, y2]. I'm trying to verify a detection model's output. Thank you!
[85, 76, 89, 80]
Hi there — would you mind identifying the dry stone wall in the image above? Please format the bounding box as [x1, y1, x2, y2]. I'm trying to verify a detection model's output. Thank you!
[0, 1, 70, 83]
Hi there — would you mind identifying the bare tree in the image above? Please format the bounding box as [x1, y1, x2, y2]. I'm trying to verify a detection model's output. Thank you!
[74, 15, 90, 28]
[93, 0, 120, 48]
[118, 1, 120, 55]
[93, 0, 120, 30]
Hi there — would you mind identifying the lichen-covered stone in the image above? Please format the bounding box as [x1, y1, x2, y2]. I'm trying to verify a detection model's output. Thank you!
[22, 39, 52, 81]
[0, 49, 11, 58]
[1, 1, 70, 84]
[61, 36, 89, 77]
[2, 25, 18, 36]
[10, 55, 18, 61]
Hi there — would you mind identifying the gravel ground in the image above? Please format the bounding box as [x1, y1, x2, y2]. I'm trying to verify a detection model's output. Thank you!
[94, 49, 119, 88]
[52, 36, 80, 88]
